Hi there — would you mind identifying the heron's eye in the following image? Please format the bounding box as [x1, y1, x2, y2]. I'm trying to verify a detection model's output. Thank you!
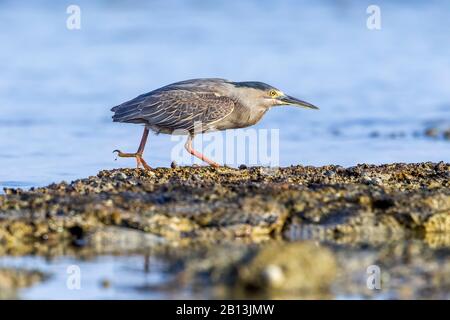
[269, 90, 278, 98]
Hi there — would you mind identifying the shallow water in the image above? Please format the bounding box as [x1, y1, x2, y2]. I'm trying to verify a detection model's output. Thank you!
[1, 237, 448, 300]
[0, 255, 170, 299]
[0, 0, 449, 299]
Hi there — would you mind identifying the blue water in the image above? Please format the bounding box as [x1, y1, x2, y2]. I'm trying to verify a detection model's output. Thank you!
[0, 255, 171, 299]
[1, 0, 449, 191]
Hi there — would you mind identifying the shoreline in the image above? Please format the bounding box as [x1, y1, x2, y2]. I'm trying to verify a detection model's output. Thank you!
[1, 162, 449, 248]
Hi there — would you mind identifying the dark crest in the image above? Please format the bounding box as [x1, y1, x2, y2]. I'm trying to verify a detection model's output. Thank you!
[231, 81, 274, 91]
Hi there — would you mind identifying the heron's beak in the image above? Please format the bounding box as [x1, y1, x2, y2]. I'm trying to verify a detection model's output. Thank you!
[278, 95, 319, 109]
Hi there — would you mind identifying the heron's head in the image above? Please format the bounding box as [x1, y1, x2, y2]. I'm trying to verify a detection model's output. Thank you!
[231, 81, 319, 110]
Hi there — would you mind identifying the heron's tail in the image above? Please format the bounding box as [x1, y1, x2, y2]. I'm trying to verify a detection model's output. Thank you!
[111, 98, 145, 123]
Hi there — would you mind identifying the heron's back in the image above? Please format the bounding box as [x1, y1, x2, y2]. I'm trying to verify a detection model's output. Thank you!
[111, 78, 237, 133]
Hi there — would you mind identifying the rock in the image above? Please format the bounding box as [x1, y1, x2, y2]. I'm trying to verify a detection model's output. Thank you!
[261, 264, 285, 287]
[0, 163, 448, 247]
[444, 129, 450, 140]
[87, 226, 165, 253]
[113, 172, 128, 181]
[237, 242, 337, 295]
[424, 126, 450, 140]
[0, 163, 449, 299]
[425, 127, 439, 138]
[100, 278, 111, 289]
[0, 268, 45, 299]
[324, 170, 336, 177]
[360, 173, 382, 185]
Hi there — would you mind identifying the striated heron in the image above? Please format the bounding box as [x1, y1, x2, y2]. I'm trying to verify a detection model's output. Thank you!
[111, 78, 318, 169]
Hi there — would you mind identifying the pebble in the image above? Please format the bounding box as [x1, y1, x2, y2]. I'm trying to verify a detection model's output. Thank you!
[444, 129, 450, 140]
[113, 172, 128, 181]
[262, 264, 285, 287]
[324, 170, 336, 177]
[425, 128, 439, 138]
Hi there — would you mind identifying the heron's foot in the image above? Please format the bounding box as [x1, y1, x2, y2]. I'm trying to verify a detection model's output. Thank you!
[207, 159, 220, 168]
[113, 150, 152, 170]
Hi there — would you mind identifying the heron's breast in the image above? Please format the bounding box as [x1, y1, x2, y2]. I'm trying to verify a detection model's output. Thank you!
[212, 104, 268, 130]
[244, 108, 268, 126]
[227, 108, 267, 129]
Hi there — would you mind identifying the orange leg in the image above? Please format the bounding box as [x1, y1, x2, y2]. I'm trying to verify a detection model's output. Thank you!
[113, 127, 151, 170]
[184, 135, 219, 167]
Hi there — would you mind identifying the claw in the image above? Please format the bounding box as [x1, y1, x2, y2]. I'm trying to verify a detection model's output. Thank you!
[112, 149, 151, 170]
[113, 127, 152, 170]
[113, 150, 125, 157]
[113, 150, 125, 161]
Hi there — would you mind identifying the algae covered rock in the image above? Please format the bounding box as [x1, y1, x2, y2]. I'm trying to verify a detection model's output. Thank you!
[0, 162, 448, 249]
[0, 268, 45, 299]
[0, 162, 449, 299]
[236, 242, 337, 295]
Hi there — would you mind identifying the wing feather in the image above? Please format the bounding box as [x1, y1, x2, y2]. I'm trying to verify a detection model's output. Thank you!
[112, 83, 235, 133]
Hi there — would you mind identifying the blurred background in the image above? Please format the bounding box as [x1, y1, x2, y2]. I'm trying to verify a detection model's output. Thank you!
[0, 0, 449, 191]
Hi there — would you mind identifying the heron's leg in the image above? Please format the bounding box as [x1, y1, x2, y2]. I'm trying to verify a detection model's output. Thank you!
[113, 127, 151, 170]
[184, 135, 220, 167]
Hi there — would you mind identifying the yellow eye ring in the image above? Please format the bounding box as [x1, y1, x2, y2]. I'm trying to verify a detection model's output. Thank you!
[269, 90, 278, 97]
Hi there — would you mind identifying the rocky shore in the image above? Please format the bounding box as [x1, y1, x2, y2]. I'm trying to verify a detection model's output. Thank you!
[0, 162, 449, 298]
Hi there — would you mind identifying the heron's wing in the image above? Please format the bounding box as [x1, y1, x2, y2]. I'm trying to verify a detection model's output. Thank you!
[113, 89, 235, 132]
[141, 90, 235, 132]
